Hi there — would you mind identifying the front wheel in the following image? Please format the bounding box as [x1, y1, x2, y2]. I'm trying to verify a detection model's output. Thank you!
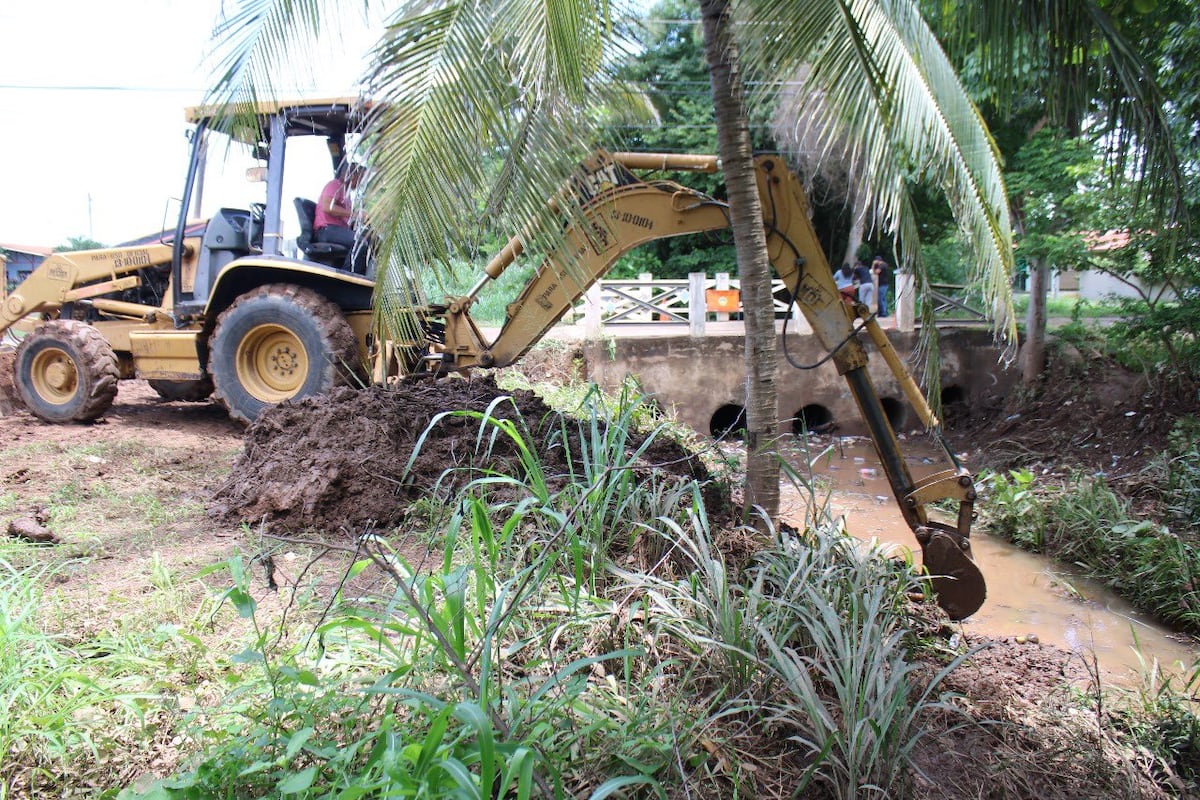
[15, 320, 119, 423]
[209, 284, 359, 425]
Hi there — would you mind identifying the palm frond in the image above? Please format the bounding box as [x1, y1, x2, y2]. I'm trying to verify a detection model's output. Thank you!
[205, 0, 363, 107]
[741, 0, 1017, 345]
[360, 0, 646, 341]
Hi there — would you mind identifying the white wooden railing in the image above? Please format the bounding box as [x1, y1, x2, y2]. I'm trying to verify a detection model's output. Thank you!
[576, 271, 923, 336]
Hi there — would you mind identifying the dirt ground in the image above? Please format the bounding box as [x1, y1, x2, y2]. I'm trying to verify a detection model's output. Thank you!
[0, 349, 1186, 798]
[944, 347, 1200, 483]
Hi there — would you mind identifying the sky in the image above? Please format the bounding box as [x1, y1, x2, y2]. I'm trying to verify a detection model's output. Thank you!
[0, 1, 376, 249]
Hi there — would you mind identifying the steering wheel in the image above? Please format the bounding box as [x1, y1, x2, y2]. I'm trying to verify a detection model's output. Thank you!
[247, 202, 267, 250]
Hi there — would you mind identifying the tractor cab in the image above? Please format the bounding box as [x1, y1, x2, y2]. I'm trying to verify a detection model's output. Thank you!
[174, 98, 372, 316]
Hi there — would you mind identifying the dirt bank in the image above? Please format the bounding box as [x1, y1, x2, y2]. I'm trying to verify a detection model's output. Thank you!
[945, 351, 1199, 481]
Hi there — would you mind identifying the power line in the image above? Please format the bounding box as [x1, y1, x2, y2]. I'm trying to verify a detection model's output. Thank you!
[0, 83, 203, 92]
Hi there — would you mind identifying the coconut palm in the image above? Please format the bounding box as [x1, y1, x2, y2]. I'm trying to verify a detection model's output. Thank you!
[206, 0, 1016, 524]
[927, 1, 1185, 384]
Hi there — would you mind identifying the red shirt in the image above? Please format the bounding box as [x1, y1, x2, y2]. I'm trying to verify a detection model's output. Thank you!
[314, 178, 350, 230]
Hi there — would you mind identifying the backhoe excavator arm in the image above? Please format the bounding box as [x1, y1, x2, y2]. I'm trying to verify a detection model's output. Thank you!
[431, 151, 985, 619]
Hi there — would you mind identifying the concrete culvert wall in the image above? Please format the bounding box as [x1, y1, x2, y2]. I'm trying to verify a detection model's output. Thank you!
[710, 403, 746, 437]
[880, 397, 908, 431]
[581, 328, 1020, 439]
[792, 403, 834, 435]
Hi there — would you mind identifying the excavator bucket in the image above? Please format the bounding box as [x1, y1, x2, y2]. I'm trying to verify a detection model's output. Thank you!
[922, 530, 986, 620]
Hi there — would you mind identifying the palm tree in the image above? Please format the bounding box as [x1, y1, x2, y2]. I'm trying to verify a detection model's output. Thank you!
[927, 1, 1184, 384]
[206, 0, 1017, 525]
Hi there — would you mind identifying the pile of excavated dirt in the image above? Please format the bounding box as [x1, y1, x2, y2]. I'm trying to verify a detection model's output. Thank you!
[0, 348, 18, 414]
[209, 375, 716, 533]
[946, 350, 1199, 483]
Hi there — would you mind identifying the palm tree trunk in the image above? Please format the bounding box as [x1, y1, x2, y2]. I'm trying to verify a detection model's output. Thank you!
[843, 189, 867, 270]
[699, 0, 779, 526]
[1021, 256, 1048, 383]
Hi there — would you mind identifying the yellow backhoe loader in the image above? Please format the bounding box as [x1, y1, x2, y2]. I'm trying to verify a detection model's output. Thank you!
[0, 105, 985, 617]
[0, 99, 375, 424]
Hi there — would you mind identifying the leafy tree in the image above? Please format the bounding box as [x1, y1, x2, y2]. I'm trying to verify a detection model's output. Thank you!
[605, 0, 735, 279]
[1005, 129, 1095, 280]
[928, 0, 1186, 383]
[206, 0, 1014, 525]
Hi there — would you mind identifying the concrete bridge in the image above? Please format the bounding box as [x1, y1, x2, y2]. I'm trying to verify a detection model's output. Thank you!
[576, 324, 1015, 438]
[549, 272, 1015, 437]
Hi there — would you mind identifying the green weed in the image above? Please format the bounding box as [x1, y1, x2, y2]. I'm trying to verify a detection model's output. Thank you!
[981, 469, 1200, 631]
[0, 553, 156, 796]
[1104, 649, 1200, 791]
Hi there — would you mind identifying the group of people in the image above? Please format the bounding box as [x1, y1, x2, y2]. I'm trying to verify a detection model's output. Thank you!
[834, 255, 893, 318]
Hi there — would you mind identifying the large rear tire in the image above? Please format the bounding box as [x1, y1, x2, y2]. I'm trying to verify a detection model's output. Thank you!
[15, 320, 119, 423]
[148, 377, 214, 403]
[209, 284, 359, 425]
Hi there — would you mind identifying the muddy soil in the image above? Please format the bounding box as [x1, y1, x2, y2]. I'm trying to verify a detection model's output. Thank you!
[944, 349, 1200, 482]
[209, 374, 717, 533]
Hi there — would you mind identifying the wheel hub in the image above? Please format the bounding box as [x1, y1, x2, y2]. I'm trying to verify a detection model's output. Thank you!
[44, 361, 72, 391]
[271, 348, 298, 375]
[30, 349, 78, 401]
[236, 324, 310, 402]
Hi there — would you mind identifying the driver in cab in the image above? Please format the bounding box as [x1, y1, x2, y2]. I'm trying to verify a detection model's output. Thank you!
[314, 161, 368, 273]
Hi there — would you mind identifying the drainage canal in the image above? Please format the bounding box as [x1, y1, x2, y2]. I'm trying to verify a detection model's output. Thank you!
[781, 436, 1198, 684]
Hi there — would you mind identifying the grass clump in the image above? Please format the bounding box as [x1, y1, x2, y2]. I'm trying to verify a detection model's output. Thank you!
[981, 464, 1200, 632]
[0, 552, 154, 796]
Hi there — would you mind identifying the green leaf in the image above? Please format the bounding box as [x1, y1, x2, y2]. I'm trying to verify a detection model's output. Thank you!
[278, 765, 318, 794]
[286, 727, 315, 760]
[231, 647, 263, 664]
[227, 586, 257, 618]
[588, 775, 660, 800]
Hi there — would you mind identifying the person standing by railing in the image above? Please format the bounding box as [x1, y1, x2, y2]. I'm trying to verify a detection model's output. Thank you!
[872, 254, 893, 318]
[853, 259, 875, 311]
[834, 262, 858, 302]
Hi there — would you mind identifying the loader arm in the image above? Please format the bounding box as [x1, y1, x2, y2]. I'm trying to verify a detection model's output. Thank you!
[0, 242, 185, 335]
[434, 150, 985, 619]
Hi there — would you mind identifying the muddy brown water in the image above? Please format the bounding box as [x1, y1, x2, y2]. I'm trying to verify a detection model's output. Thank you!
[780, 436, 1199, 687]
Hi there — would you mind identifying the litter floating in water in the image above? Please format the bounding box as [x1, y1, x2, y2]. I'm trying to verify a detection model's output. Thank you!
[860, 468, 878, 479]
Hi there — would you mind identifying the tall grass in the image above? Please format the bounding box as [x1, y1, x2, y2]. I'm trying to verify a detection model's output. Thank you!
[0, 553, 150, 795]
[751, 532, 968, 799]
[981, 468, 1200, 632]
[619, 512, 970, 798]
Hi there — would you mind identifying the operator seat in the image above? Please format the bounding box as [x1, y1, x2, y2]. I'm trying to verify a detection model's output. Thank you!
[294, 197, 349, 267]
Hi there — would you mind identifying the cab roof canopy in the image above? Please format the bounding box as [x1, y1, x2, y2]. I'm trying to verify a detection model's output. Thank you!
[183, 97, 368, 144]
